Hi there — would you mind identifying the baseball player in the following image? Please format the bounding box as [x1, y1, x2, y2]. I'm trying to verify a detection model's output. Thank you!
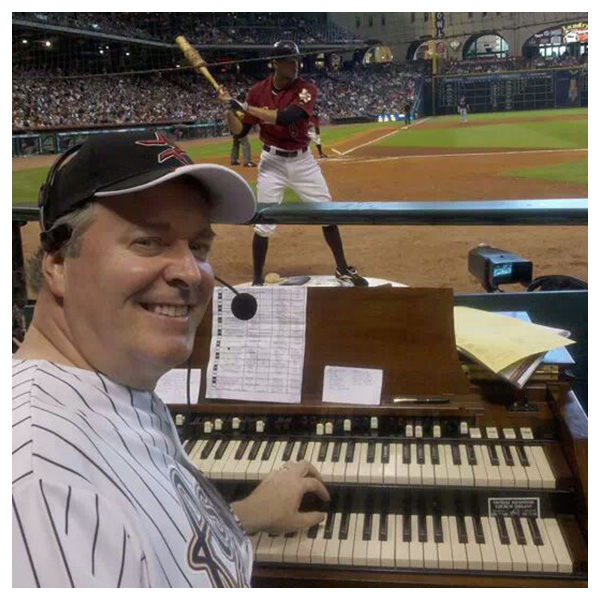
[12, 132, 329, 587]
[307, 110, 328, 158]
[458, 95, 469, 123]
[230, 95, 256, 167]
[219, 40, 368, 287]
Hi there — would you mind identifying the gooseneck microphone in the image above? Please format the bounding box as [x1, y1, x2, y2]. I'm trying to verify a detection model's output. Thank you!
[214, 276, 258, 320]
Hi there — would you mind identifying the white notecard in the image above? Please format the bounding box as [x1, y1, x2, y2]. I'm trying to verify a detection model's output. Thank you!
[322, 366, 383, 406]
[155, 368, 201, 405]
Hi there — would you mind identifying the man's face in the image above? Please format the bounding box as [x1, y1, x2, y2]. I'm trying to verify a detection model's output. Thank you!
[275, 57, 300, 81]
[62, 179, 216, 383]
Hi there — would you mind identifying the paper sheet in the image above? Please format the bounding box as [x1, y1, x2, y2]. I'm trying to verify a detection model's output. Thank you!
[322, 366, 383, 406]
[154, 368, 201, 405]
[206, 287, 307, 403]
[454, 307, 575, 373]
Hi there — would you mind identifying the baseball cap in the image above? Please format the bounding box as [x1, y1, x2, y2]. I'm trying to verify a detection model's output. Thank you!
[39, 131, 256, 230]
[272, 40, 301, 60]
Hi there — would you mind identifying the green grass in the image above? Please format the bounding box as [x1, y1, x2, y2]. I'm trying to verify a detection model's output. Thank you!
[501, 159, 588, 185]
[428, 107, 588, 123]
[12, 167, 49, 205]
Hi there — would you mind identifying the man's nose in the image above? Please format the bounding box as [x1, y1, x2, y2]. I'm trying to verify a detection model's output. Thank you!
[163, 246, 203, 290]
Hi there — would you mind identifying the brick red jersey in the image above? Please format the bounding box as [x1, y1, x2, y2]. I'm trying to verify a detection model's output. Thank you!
[243, 75, 317, 150]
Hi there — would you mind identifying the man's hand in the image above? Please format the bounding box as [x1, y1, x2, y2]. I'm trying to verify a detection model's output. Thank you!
[217, 85, 232, 103]
[228, 98, 248, 113]
[230, 460, 330, 535]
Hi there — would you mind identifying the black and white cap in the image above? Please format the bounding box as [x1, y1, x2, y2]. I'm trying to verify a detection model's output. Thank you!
[39, 130, 256, 230]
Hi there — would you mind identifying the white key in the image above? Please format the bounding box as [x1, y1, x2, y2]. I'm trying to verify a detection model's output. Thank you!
[357, 443, 371, 484]
[296, 527, 315, 564]
[281, 441, 298, 465]
[458, 445, 475, 486]
[258, 441, 281, 479]
[248, 532, 261, 558]
[489, 517, 513, 571]
[448, 516, 468, 569]
[266, 534, 287, 563]
[221, 440, 244, 480]
[310, 522, 328, 565]
[443, 445, 461, 485]
[282, 531, 302, 564]
[506, 517, 528, 571]
[521, 446, 543, 488]
[432, 444, 449, 486]
[345, 443, 360, 483]
[212, 440, 239, 480]
[366, 513, 381, 566]
[270, 440, 288, 473]
[245, 440, 267, 480]
[543, 518, 573, 573]
[408, 443, 421, 485]
[324, 513, 342, 565]
[320, 442, 336, 483]
[395, 443, 410, 485]
[437, 516, 454, 569]
[471, 445, 489, 487]
[232, 440, 254, 480]
[496, 444, 516, 488]
[478, 517, 498, 571]
[480, 444, 502, 487]
[508, 446, 529, 487]
[383, 443, 397, 485]
[519, 517, 543, 572]
[380, 513, 396, 567]
[421, 445, 436, 486]
[255, 533, 275, 562]
[464, 516, 483, 569]
[332, 443, 347, 483]
[198, 441, 220, 477]
[529, 446, 556, 489]
[353, 514, 369, 566]
[370, 444, 384, 484]
[338, 513, 358, 566]
[423, 515, 438, 568]
[409, 514, 424, 568]
[303, 441, 318, 465]
[394, 514, 410, 568]
[313, 441, 330, 478]
[535, 518, 559, 573]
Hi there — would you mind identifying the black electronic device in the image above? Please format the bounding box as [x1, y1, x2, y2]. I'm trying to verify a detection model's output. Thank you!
[468, 244, 533, 292]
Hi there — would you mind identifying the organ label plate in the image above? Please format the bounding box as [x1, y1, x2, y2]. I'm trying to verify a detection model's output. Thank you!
[488, 497, 540, 518]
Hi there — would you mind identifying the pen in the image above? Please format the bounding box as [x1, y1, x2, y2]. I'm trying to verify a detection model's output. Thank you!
[393, 397, 451, 404]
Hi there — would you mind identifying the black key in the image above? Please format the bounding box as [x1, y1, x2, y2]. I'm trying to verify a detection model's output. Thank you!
[214, 439, 230, 460]
[402, 443, 411, 464]
[248, 439, 262, 461]
[487, 444, 500, 466]
[451, 443, 462, 465]
[200, 438, 217, 459]
[527, 518, 544, 546]
[307, 524, 319, 539]
[381, 442, 390, 464]
[402, 512, 412, 542]
[433, 512, 443, 543]
[418, 511, 427, 542]
[430, 444, 440, 465]
[379, 512, 389, 541]
[296, 440, 308, 461]
[331, 441, 342, 463]
[345, 441, 355, 463]
[516, 445, 529, 467]
[512, 517, 526, 545]
[501, 445, 515, 466]
[339, 512, 350, 540]
[282, 440, 295, 462]
[284, 531, 297, 538]
[324, 511, 336, 540]
[234, 439, 250, 460]
[416, 443, 425, 465]
[456, 514, 468, 544]
[367, 441, 376, 463]
[261, 440, 275, 460]
[473, 515, 485, 544]
[466, 444, 477, 465]
[317, 441, 329, 462]
[183, 439, 195, 453]
[362, 512, 373, 541]
[496, 516, 510, 545]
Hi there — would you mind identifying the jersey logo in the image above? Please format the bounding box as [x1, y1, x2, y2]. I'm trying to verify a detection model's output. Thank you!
[135, 132, 191, 166]
[299, 88, 312, 104]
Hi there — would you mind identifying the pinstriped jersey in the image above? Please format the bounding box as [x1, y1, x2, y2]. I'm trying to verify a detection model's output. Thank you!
[12, 360, 252, 588]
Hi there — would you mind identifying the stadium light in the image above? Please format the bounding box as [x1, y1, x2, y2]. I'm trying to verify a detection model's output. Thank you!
[22, 39, 28, 45]
[44, 41, 52, 48]
[125, 52, 131, 56]
[99, 50, 104, 55]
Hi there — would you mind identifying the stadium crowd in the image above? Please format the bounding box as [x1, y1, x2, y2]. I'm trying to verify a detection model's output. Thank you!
[442, 52, 587, 74]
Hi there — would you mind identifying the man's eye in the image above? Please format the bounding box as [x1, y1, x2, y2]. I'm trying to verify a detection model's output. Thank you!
[190, 242, 211, 256]
[134, 238, 163, 248]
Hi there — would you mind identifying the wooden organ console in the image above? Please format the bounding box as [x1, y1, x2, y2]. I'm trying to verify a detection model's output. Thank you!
[170, 287, 588, 587]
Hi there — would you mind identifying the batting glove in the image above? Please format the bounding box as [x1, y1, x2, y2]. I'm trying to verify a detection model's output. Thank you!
[229, 99, 248, 113]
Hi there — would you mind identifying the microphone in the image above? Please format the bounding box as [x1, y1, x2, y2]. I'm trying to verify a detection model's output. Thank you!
[214, 276, 257, 320]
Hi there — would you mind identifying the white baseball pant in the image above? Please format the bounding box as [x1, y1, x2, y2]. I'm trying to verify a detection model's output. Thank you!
[254, 147, 332, 237]
[307, 125, 321, 145]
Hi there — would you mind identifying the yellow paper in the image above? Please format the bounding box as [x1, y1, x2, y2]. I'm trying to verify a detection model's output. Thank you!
[453, 307, 575, 373]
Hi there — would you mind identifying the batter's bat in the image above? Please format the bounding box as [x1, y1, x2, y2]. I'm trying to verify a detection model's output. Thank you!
[175, 36, 221, 93]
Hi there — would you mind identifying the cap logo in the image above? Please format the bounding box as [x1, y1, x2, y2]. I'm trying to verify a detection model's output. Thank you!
[299, 88, 312, 104]
[135, 132, 191, 166]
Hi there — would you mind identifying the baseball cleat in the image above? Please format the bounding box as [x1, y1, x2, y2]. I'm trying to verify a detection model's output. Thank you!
[319, 154, 328, 158]
[335, 266, 369, 287]
[230, 161, 240, 166]
[244, 162, 257, 167]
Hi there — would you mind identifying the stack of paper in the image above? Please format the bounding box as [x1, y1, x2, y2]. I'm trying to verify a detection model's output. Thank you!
[453, 307, 575, 388]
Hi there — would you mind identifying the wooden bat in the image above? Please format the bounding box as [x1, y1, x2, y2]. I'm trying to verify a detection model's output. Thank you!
[175, 36, 221, 92]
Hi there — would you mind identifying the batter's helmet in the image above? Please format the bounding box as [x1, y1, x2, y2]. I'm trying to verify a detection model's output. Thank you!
[272, 40, 301, 60]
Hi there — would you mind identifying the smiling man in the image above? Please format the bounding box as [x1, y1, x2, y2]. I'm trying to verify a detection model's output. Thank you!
[12, 132, 329, 587]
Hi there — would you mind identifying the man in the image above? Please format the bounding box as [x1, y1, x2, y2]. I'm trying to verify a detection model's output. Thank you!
[403, 98, 412, 127]
[458, 95, 469, 123]
[307, 110, 327, 158]
[12, 131, 329, 587]
[220, 40, 368, 287]
[230, 95, 256, 167]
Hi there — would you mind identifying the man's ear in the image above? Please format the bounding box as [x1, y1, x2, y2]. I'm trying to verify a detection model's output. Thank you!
[42, 251, 67, 298]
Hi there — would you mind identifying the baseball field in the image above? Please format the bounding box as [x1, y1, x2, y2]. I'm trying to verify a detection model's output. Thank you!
[13, 107, 587, 293]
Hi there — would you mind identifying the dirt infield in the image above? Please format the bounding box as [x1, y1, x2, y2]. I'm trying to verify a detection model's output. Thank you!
[14, 118, 587, 295]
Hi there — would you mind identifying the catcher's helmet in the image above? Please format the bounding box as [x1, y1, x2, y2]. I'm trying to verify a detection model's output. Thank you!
[272, 40, 301, 60]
